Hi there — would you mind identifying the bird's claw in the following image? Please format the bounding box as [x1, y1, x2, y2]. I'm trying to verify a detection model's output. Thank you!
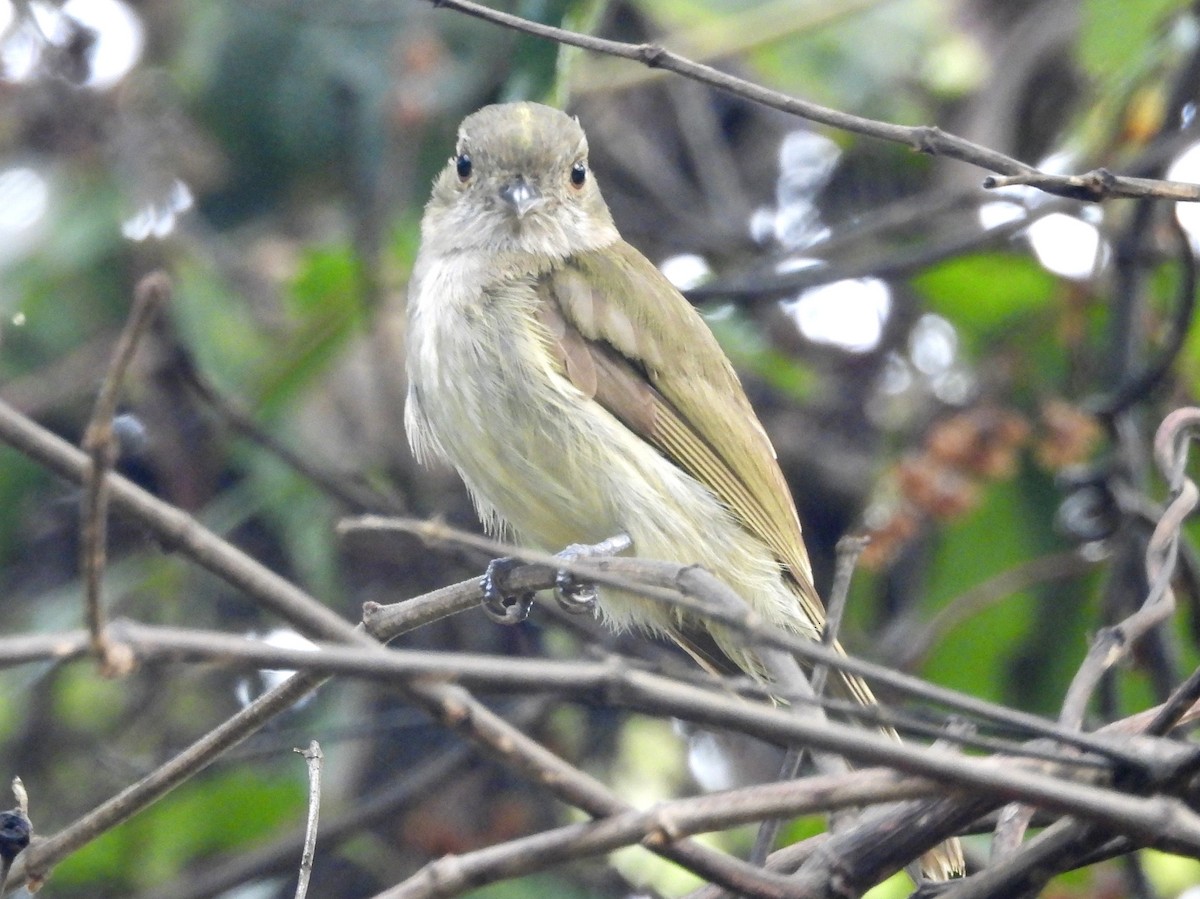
[554, 569, 597, 613]
[480, 557, 534, 624]
[553, 543, 599, 614]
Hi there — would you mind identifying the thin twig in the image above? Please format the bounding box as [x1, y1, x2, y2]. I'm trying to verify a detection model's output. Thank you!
[79, 271, 169, 672]
[813, 534, 870, 697]
[0, 619, 1144, 763]
[5, 614, 1196, 896]
[374, 706, 1200, 899]
[293, 741, 322, 899]
[422, 0, 1200, 202]
[992, 407, 1200, 869]
[1059, 409, 1200, 730]
[4, 396, 1198, 893]
[0, 621, 1148, 771]
[101, 631, 1195, 839]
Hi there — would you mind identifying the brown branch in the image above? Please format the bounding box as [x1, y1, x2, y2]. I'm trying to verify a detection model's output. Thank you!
[983, 409, 1200, 882]
[983, 169, 1200, 202]
[993, 409, 1200, 859]
[423, 0, 1200, 202]
[79, 271, 168, 672]
[7, 393, 1200, 894]
[0, 619, 1170, 764]
[377, 768, 933, 899]
[1059, 409, 1200, 729]
[693, 690, 1200, 899]
[372, 694, 1200, 899]
[812, 534, 869, 697]
[6, 615, 1198, 896]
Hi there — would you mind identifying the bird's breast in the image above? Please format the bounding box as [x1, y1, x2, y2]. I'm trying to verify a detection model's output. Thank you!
[407, 253, 628, 545]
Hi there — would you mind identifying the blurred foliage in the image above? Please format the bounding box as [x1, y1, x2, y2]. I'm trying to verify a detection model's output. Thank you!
[53, 770, 305, 891]
[1078, 0, 1183, 82]
[0, 0, 1198, 897]
[912, 252, 1058, 341]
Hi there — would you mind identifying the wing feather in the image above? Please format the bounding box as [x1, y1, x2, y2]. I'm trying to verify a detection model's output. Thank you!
[537, 242, 880, 709]
[540, 243, 822, 619]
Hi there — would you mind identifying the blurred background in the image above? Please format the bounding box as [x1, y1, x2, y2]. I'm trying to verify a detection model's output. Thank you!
[2, 0, 1200, 896]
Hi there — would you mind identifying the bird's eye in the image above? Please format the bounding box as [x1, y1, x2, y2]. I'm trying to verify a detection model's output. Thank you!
[455, 153, 473, 181]
[569, 161, 587, 189]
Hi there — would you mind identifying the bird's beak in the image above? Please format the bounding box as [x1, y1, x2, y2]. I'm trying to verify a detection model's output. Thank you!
[499, 177, 542, 218]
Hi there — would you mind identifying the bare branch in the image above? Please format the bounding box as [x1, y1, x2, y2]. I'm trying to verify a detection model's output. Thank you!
[377, 768, 932, 899]
[293, 741, 323, 899]
[1060, 408, 1200, 729]
[79, 271, 168, 673]
[422, 0, 1200, 202]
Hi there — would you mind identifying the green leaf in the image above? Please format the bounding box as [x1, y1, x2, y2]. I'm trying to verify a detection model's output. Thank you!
[911, 253, 1057, 336]
[288, 243, 364, 316]
[1078, 0, 1183, 81]
[918, 479, 1040, 705]
[54, 769, 304, 890]
[256, 243, 364, 414]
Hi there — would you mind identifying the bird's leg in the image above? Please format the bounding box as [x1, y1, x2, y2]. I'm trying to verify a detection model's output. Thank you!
[480, 557, 535, 624]
[554, 534, 631, 614]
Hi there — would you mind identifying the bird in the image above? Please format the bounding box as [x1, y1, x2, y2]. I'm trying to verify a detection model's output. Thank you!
[404, 100, 964, 880]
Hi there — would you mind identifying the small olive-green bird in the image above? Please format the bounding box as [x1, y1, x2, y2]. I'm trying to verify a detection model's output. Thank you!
[405, 101, 962, 880]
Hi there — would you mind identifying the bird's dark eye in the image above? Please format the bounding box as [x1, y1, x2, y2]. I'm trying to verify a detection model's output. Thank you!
[456, 153, 473, 181]
[570, 161, 587, 188]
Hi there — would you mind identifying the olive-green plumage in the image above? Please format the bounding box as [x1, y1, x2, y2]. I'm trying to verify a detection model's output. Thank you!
[405, 102, 962, 880]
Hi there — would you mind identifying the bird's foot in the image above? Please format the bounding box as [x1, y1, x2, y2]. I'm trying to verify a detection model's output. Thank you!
[480, 557, 535, 624]
[552, 534, 631, 613]
[554, 544, 598, 614]
[482, 535, 631, 622]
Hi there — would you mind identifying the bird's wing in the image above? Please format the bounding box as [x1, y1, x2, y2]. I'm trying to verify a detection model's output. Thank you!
[536, 240, 827, 633]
